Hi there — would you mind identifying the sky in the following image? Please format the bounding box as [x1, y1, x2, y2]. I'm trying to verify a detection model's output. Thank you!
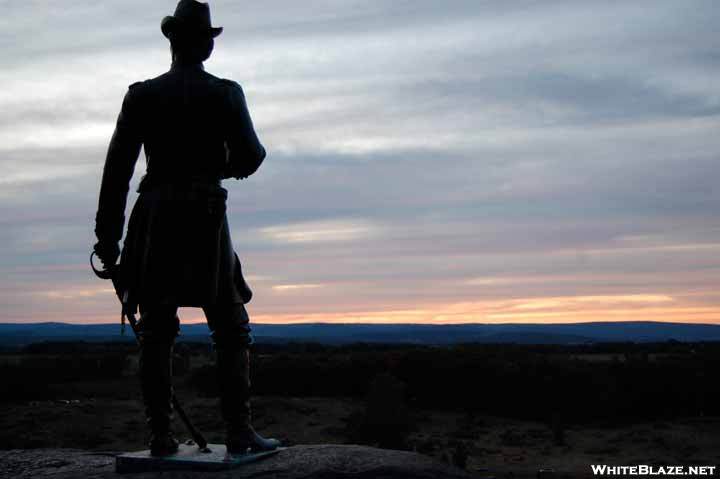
[1, 0, 719, 325]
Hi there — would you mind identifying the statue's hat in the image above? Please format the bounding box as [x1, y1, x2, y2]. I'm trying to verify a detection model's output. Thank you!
[161, 0, 223, 39]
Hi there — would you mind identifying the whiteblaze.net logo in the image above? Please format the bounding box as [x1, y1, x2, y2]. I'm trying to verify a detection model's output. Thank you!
[591, 465, 717, 477]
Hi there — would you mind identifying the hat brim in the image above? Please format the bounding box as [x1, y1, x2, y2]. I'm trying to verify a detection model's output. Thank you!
[161, 16, 223, 39]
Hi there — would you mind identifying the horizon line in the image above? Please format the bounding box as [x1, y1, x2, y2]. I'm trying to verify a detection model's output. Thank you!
[2, 320, 720, 327]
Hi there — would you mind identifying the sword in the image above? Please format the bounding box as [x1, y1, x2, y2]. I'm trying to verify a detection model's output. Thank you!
[90, 252, 211, 453]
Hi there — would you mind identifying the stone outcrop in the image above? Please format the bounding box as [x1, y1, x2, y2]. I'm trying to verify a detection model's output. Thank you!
[0, 444, 480, 479]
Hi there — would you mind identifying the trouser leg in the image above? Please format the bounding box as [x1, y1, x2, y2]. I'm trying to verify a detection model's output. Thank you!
[204, 303, 280, 453]
[137, 304, 180, 455]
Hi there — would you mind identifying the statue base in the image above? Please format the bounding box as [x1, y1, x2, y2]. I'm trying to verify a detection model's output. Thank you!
[115, 442, 282, 473]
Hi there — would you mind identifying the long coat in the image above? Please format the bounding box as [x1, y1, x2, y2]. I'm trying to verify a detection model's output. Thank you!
[95, 62, 265, 310]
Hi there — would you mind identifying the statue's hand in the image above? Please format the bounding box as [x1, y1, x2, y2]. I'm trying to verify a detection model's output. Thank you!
[93, 241, 120, 270]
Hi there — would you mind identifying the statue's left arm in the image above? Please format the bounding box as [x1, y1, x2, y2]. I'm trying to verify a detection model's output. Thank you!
[94, 83, 144, 267]
[222, 80, 266, 180]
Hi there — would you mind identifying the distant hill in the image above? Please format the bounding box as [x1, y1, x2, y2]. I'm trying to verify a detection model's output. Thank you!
[0, 321, 719, 347]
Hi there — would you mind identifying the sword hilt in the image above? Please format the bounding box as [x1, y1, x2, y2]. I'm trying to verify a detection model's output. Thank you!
[89, 251, 116, 280]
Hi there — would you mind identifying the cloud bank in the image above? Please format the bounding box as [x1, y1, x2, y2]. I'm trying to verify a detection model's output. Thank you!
[1, 1, 719, 324]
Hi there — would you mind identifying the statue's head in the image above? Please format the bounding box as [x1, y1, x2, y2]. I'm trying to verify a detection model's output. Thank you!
[161, 0, 223, 64]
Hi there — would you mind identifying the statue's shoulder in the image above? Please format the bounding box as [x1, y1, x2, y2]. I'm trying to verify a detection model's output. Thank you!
[125, 73, 171, 103]
[192, 70, 242, 97]
[116, 80, 150, 113]
[218, 78, 240, 88]
[123, 79, 151, 102]
[136, 70, 177, 91]
[214, 76, 244, 93]
[201, 75, 246, 108]
[129, 77, 155, 92]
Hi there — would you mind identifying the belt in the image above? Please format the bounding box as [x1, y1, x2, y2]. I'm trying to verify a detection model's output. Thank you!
[138, 174, 222, 193]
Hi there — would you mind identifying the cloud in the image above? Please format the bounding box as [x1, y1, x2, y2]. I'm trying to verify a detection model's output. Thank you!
[38, 287, 116, 301]
[272, 284, 324, 292]
[258, 219, 377, 244]
[0, 1, 718, 324]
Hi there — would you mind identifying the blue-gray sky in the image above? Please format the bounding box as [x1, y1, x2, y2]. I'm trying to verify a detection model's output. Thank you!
[1, 1, 719, 324]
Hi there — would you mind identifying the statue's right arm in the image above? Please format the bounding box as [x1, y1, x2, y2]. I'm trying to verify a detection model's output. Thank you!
[223, 81, 266, 179]
[95, 84, 143, 246]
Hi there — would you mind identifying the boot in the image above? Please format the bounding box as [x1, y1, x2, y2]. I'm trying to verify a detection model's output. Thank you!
[216, 347, 281, 454]
[139, 339, 179, 456]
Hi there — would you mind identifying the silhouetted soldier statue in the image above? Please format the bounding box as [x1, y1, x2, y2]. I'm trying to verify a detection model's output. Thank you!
[93, 0, 280, 456]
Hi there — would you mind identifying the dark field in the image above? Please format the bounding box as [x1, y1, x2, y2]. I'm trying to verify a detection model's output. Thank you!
[1, 341, 719, 478]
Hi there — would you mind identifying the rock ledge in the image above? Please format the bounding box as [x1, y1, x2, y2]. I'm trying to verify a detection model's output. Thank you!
[0, 444, 478, 479]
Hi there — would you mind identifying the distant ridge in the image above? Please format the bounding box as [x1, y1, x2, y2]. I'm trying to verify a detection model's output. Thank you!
[0, 321, 719, 347]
